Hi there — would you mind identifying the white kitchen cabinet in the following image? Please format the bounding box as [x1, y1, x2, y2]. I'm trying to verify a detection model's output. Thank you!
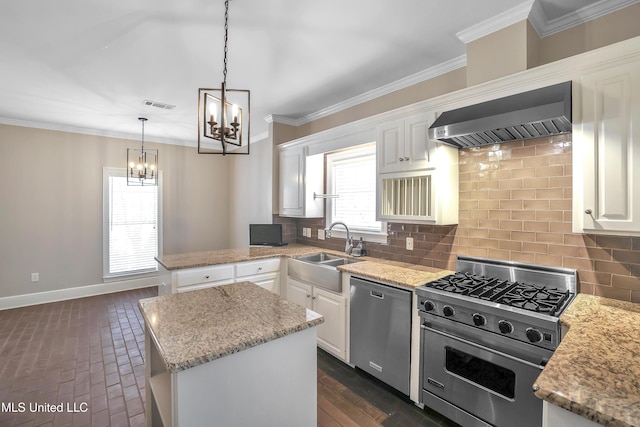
[378, 112, 438, 173]
[174, 264, 235, 293]
[573, 59, 640, 235]
[286, 277, 347, 361]
[279, 146, 324, 218]
[161, 257, 281, 295]
[236, 259, 281, 294]
[377, 146, 458, 225]
[542, 401, 601, 427]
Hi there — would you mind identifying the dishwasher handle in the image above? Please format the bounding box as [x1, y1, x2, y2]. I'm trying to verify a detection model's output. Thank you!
[370, 290, 384, 299]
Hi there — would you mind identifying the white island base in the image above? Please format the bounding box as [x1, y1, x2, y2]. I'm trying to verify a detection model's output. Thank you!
[146, 326, 318, 427]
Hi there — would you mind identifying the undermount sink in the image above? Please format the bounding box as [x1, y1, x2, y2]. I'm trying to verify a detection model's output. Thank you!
[288, 253, 363, 292]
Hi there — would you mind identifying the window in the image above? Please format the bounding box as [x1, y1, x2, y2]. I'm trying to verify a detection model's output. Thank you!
[326, 144, 386, 241]
[103, 168, 162, 279]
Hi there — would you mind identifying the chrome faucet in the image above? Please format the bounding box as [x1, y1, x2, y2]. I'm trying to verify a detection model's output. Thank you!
[326, 222, 353, 255]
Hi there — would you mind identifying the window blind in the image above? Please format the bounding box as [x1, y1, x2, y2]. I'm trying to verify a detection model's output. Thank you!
[108, 176, 158, 275]
[328, 147, 382, 233]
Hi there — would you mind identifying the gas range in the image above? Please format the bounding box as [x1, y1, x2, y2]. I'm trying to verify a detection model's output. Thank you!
[417, 256, 577, 427]
[416, 256, 577, 351]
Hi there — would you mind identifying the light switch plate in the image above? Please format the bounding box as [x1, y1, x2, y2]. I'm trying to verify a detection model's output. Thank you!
[406, 237, 414, 251]
[318, 229, 325, 240]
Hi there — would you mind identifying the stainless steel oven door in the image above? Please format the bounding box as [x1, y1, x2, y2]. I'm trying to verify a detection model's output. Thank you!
[421, 316, 550, 427]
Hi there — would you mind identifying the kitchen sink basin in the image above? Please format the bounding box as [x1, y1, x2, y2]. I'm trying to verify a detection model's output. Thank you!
[288, 253, 363, 292]
[297, 252, 344, 263]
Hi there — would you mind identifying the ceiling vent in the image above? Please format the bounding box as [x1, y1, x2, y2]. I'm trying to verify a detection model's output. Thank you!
[142, 99, 176, 110]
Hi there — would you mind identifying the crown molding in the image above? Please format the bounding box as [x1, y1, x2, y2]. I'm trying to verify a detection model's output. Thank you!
[265, 114, 299, 126]
[456, 0, 534, 44]
[268, 54, 467, 128]
[529, 0, 640, 37]
[0, 116, 195, 147]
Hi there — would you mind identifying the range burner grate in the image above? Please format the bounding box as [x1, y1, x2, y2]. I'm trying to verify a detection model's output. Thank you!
[494, 284, 569, 316]
[426, 273, 570, 315]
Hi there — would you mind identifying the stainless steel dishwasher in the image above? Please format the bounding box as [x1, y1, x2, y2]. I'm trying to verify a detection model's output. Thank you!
[350, 276, 412, 395]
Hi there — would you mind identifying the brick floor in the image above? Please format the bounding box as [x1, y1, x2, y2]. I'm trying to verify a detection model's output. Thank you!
[0, 287, 157, 427]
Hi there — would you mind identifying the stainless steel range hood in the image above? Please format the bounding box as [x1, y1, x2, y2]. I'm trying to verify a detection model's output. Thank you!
[429, 81, 572, 148]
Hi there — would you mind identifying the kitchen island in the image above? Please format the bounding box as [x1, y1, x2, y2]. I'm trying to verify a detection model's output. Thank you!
[138, 281, 324, 427]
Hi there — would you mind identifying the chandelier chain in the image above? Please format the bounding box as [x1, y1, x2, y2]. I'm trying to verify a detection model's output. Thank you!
[223, 0, 229, 85]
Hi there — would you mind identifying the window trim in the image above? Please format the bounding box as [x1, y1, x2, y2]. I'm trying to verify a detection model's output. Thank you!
[102, 167, 163, 281]
[325, 144, 387, 244]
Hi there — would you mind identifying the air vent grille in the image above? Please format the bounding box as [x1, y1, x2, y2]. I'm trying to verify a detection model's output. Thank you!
[142, 100, 176, 110]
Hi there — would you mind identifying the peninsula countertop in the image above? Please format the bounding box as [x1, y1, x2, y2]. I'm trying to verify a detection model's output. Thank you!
[156, 244, 453, 290]
[533, 294, 640, 427]
[138, 281, 324, 373]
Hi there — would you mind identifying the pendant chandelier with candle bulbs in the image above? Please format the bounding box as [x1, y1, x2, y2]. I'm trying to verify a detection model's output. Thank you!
[127, 117, 158, 186]
[198, 0, 250, 155]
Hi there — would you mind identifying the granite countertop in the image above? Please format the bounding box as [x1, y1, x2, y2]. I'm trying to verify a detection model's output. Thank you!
[337, 261, 453, 289]
[157, 244, 453, 290]
[138, 281, 324, 373]
[156, 244, 335, 270]
[533, 293, 640, 427]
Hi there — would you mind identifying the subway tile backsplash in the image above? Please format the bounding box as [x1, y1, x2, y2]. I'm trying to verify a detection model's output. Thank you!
[278, 135, 640, 303]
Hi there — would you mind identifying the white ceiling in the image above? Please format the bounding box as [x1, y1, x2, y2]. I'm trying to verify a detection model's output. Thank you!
[0, 0, 631, 146]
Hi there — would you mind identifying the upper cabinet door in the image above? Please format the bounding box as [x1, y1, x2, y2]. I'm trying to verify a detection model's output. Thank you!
[575, 60, 640, 235]
[278, 146, 324, 218]
[378, 119, 405, 173]
[377, 112, 437, 174]
[279, 147, 305, 217]
[405, 112, 438, 170]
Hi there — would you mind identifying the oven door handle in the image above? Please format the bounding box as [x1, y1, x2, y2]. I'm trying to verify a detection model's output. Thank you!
[421, 322, 545, 370]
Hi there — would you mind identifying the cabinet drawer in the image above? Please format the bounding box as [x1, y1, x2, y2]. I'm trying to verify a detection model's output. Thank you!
[236, 258, 281, 277]
[175, 265, 234, 287]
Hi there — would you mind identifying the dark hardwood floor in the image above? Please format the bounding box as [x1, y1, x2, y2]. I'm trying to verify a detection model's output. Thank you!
[0, 287, 458, 427]
[317, 349, 459, 427]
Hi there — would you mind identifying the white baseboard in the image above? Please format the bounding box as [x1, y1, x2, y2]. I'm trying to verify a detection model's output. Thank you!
[0, 277, 158, 311]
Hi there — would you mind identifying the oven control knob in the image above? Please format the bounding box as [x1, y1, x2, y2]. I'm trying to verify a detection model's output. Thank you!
[422, 300, 435, 311]
[443, 305, 455, 317]
[472, 313, 486, 326]
[498, 320, 514, 334]
[526, 328, 543, 343]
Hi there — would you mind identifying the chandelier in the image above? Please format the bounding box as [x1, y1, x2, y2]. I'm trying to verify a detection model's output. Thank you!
[127, 117, 158, 186]
[198, 0, 250, 155]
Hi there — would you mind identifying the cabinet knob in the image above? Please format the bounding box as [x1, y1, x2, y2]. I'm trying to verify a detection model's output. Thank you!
[585, 209, 592, 215]
[205, 275, 210, 279]
[399, 157, 404, 161]
[307, 294, 311, 298]
[312, 296, 317, 300]
[258, 267, 262, 271]
[404, 157, 410, 161]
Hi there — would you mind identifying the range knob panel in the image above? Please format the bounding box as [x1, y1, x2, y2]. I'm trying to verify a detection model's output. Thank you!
[526, 328, 543, 343]
[422, 300, 435, 311]
[498, 320, 514, 334]
[442, 305, 455, 317]
[472, 313, 486, 326]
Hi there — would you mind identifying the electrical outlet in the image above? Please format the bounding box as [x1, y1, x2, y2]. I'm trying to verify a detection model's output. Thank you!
[304, 228, 311, 238]
[31, 272, 39, 282]
[318, 229, 325, 240]
[406, 237, 414, 251]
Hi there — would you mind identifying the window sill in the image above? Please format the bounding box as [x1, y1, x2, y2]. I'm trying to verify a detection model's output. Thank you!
[327, 229, 388, 244]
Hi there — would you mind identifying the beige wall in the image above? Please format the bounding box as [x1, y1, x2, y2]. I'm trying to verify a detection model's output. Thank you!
[0, 124, 230, 299]
[467, 21, 529, 86]
[538, 2, 640, 66]
[291, 68, 467, 140]
[229, 137, 274, 248]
